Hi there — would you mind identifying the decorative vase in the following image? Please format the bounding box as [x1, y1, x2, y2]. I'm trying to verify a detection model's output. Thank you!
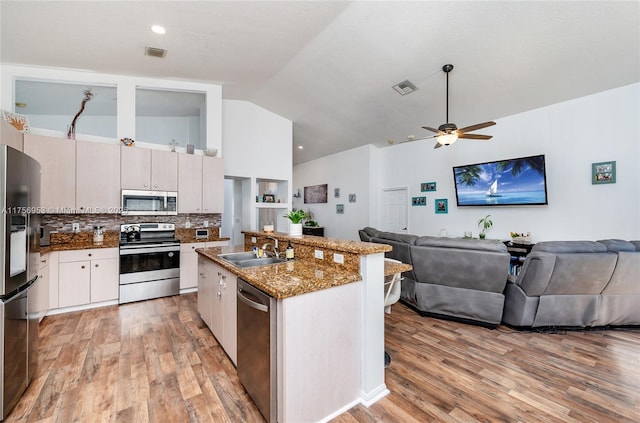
[289, 223, 303, 237]
[479, 233, 486, 239]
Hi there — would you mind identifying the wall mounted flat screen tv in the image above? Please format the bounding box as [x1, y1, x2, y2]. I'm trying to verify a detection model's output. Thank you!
[453, 154, 548, 206]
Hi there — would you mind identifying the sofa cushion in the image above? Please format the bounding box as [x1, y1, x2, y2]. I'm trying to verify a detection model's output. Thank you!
[533, 241, 607, 254]
[415, 236, 507, 253]
[630, 241, 640, 251]
[358, 227, 380, 242]
[597, 239, 637, 252]
[376, 232, 418, 245]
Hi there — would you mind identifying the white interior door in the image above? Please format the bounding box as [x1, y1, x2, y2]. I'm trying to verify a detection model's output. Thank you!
[381, 188, 408, 233]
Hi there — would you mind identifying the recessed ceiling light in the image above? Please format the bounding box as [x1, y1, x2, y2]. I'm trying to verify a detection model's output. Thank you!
[151, 25, 166, 35]
[297, 145, 304, 150]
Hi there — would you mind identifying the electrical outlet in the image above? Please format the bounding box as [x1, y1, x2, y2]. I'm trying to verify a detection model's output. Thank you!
[333, 253, 344, 264]
[251, 236, 257, 243]
[203, 220, 209, 227]
[72, 223, 80, 233]
[314, 249, 324, 259]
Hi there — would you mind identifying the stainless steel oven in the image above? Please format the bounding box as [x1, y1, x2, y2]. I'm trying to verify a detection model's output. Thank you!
[119, 223, 180, 304]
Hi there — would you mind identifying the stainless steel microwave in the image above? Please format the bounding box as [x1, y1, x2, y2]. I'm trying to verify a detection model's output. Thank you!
[121, 190, 178, 216]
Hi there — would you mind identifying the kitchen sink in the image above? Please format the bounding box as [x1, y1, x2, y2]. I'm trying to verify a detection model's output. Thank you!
[219, 252, 287, 268]
[218, 251, 259, 262]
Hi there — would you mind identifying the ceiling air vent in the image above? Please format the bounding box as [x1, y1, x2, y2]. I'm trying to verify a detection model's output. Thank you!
[145, 46, 167, 58]
[392, 80, 417, 96]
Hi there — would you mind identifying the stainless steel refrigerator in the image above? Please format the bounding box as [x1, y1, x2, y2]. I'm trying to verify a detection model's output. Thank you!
[0, 144, 41, 420]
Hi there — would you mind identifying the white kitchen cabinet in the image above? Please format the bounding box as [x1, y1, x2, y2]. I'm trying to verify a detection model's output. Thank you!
[181, 240, 229, 290]
[76, 141, 121, 212]
[178, 154, 224, 213]
[197, 257, 215, 329]
[121, 146, 150, 189]
[197, 256, 237, 364]
[89, 258, 120, 303]
[36, 253, 50, 322]
[57, 248, 119, 308]
[178, 154, 203, 213]
[58, 260, 91, 308]
[151, 149, 178, 191]
[23, 134, 76, 211]
[121, 147, 178, 191]
[202, 156, 224, 213]
[48, 251, 59, 310]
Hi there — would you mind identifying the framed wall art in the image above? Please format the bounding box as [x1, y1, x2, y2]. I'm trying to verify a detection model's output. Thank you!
[435, 198, 448, 214]
[411, 196, 426, 206]
[304, 184, 328, 203]
[592, 161, 616, 184]
[336, 204, 344, 214]
[421, 182, 436, 192]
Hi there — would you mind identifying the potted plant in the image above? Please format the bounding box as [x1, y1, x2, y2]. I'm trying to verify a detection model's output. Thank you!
[284, 209, 307, 236]
[477, 214, 493, 239]
[303, 209, 319, 227]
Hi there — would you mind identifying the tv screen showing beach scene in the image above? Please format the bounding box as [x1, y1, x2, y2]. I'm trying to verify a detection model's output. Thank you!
[452, 154, 548, 206]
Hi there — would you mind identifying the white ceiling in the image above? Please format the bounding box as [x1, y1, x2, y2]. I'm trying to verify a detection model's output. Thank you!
[2, 1, 639, 164]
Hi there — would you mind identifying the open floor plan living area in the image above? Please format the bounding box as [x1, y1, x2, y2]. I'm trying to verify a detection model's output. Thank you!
[0, 1, 638, 422]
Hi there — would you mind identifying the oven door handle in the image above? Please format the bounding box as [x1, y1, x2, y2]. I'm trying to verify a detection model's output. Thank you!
[119, 245, 180, 255]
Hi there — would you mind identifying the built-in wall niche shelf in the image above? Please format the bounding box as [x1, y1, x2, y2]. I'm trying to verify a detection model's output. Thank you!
[255, 203, 289, 209]
[256, 178, 288, 204]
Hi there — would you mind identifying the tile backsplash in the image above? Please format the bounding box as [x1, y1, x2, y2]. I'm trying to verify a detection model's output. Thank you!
[42, 213, 221, 233]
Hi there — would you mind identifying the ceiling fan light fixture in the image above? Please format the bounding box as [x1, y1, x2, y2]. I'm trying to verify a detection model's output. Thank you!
[436, 133, 458, 145]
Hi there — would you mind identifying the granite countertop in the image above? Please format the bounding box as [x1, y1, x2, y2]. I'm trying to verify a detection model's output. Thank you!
[242, 230, 391, 255]
[40, 229, 229, 253]
[40, 231, 121, 253]
[384, 261, 412, 276]
[196, 246, 362, 299]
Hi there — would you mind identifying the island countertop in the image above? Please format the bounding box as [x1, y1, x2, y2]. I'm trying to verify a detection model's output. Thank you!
[242, 230, 392, 255]
[196, 246, 363, 299]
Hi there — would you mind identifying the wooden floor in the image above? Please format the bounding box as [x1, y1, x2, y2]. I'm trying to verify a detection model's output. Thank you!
[7, 293, 640, 423]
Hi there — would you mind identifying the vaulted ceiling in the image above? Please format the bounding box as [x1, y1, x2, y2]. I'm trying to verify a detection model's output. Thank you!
[2, 1, 639, 164]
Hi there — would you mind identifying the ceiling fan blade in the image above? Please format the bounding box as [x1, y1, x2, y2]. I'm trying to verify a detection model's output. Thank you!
[422, 126, 442, 134]
[433, 142, 443, 149]
[457, 121, 496, 134]
[400, 135, 436, 144]
[458, 133, 493, 140]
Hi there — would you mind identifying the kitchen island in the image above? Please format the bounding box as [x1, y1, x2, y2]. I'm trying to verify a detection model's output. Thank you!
[196, 231, 391, 423]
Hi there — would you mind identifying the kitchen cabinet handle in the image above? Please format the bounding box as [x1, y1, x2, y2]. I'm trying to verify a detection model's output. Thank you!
[88, 253, 92, 257]
[41, 259, 47, 263]
[81, 265, 85, 269]
[95, 264, 99, 267]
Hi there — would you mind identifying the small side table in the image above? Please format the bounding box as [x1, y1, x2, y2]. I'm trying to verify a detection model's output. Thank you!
[504, 241, 535, 276]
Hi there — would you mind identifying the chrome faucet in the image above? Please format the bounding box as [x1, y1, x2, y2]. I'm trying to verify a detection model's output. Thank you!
[261, 237, 280, 258]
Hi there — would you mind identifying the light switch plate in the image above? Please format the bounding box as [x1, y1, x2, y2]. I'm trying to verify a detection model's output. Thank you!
[333, 253, 344, 264]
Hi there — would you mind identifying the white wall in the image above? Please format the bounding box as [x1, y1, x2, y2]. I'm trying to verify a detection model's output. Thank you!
[222, 99, 293, 233]
[295, 83, 640, 242]
[222, 99, 292, 179]
[292, 145, 377, 240]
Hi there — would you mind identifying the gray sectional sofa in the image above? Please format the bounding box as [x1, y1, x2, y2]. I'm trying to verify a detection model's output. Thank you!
[359, 227, 510, 326]
[503, 239, 640, 328]
[361, 227, 640, 329]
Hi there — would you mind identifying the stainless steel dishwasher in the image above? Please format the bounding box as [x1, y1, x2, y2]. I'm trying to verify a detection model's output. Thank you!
[237, 279, 277, 423]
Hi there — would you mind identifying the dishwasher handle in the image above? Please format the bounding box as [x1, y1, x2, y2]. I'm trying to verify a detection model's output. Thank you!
[237, 287, 268, 313]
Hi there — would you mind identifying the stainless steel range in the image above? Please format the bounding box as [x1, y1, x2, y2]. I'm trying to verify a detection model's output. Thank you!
[119, 223, 180, 304]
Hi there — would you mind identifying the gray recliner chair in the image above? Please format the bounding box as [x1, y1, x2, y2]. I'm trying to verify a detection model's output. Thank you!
[502, 240, 640, 327]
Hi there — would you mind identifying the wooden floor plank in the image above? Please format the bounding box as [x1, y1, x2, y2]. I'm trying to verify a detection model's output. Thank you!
[5, 294, 640, 423]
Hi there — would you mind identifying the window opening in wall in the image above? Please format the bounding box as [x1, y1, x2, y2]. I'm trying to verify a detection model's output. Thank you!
[14, 79, 117, 139]
[135, 87, 206, 151]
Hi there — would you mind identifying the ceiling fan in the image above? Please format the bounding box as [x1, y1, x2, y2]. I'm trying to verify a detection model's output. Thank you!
[407, 64, 496, 149]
